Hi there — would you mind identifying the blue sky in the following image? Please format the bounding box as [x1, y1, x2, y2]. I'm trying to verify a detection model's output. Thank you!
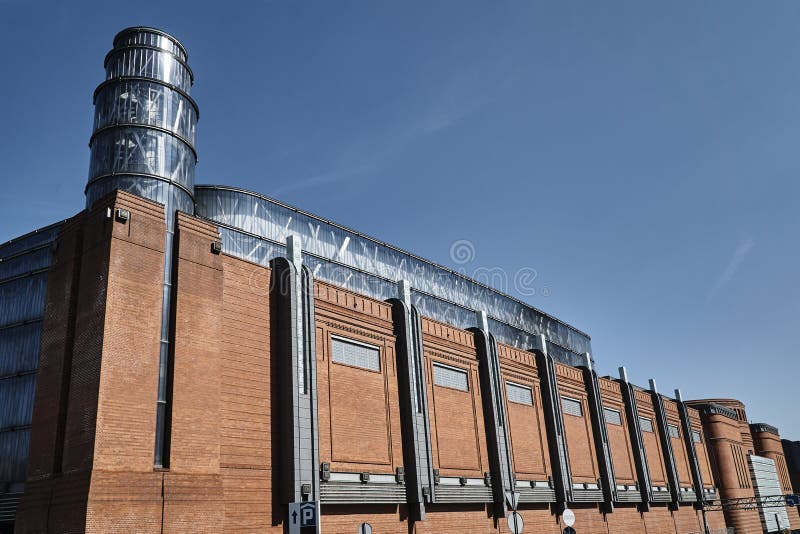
[1, 1, 798, 437]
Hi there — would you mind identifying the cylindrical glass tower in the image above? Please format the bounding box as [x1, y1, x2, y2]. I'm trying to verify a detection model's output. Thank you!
[86, 26, 198, 214]
[86, 27, 199, 467]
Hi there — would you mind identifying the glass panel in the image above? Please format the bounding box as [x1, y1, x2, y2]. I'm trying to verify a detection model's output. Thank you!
[94, 81, 197, 144]
[88, 127, 195, 191]
[105, 47, 192, 92]
[0, 374, 36, 428]
[85, 175, 194, 223]
[195, 186, 592, 362]
[0, 429, 30, 482]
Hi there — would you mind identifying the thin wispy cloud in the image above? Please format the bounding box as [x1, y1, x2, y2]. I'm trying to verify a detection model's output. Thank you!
[268, 50, 517, 197]
[707, 237, 755, 301]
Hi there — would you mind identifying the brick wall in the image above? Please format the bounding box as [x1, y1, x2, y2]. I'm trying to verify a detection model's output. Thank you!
[598, 378, 638, 486]
[555, 363, 600, 484]
[497, 344, 551, 483]
[16, 195, 739, 533]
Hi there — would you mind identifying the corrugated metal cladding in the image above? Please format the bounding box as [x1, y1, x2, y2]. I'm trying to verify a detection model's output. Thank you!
[193, 185, 593, 367]
[331, 337, 381, 372]
[0, 223, 60, 517]
[749, 455, 791, 532]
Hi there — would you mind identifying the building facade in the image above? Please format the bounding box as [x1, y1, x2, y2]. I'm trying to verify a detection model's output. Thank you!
[0, 27, 797, 534]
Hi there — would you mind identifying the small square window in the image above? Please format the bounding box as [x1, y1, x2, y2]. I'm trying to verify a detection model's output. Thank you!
[433, 363, 469, 392]
[506, 382, 533, 406]
[561, 397, 583, 417]
[604, 408, 622, 426]
[331, 337, 380, 372]
[668, 424, 680, 439]
[639, 417, 654, 433]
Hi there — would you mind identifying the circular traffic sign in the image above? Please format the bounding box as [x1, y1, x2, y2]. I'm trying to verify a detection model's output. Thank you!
[358, 523, 372, 534]
[564, 527, 576, 534]
[562, 508, 576, 527]
[507, 511, 524, 534]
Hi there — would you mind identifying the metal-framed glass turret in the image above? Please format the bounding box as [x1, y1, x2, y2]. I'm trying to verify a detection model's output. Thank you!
[86, 26, 198, 215]
[85, 27, 199, 467]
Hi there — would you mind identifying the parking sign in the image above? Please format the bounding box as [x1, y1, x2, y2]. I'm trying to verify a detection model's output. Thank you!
[288, 501, 320, 533]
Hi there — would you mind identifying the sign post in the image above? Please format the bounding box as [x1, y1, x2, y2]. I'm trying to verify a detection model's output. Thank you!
[562, 507, 576, 534]
[506, 511, 524, 534]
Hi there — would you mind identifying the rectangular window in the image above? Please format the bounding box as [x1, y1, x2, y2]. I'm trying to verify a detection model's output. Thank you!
[604, 408, 622, 426]
[561, 397, 583, 417]
[433, 363, 469, 392]
[639, 417, 654, 433]
[668, 424, 680, 439]
[331, 337, 380, 372]
[692, 430, 702, 443]
[506, 382, 533, 406]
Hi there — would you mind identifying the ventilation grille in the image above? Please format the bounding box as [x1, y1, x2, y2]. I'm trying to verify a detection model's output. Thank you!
[433, 364, 469, 392]
[604, 408, 622, 426]
[561, 397, 583, 417]
[668, 424, 680, 439]
[639, 417, 654, 433]
[506, 382, 533, 406]
[331, 337, 380, 372]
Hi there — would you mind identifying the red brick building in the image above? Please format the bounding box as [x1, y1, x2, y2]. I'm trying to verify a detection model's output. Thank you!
[0, 26, 796, 534]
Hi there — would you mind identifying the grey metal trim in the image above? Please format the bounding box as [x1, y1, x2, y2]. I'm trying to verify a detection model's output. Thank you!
[92, 76, 200, 117]
[272, 237, 321, 503]
[470, 311, 514, 517]
[89, 123, 197, 158]
[0, 318, 43, 333]
[749, 423, 780, 435]
[0, 492, 22, 524]
[579, 353, 617, 511]
[432, 484, 493, 504]
[698, 403, 738, 420]
[112, 26, 190, 58]
[616, 490, 643, 503]
[533, 334, 573, 504]
[515, 483, 557, 503]
[389, 282, 435, 520]
[0, 267, 49, 288]
[198, 212, 587, 364]
[193, 184, 591, 341]
[572, 488, 605, 502]
[649, 380, 681, 507]
[618, 367, 653, 510]
[84, 173, 195, 200]
[0, 221, 65, 252]
[104, 44, 195, 81]
[675, 389, 707, 506]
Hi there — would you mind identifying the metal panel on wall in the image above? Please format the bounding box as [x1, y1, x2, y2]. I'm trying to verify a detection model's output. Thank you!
[0, 224, 59, 517]
[196, 186, 592, 364]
